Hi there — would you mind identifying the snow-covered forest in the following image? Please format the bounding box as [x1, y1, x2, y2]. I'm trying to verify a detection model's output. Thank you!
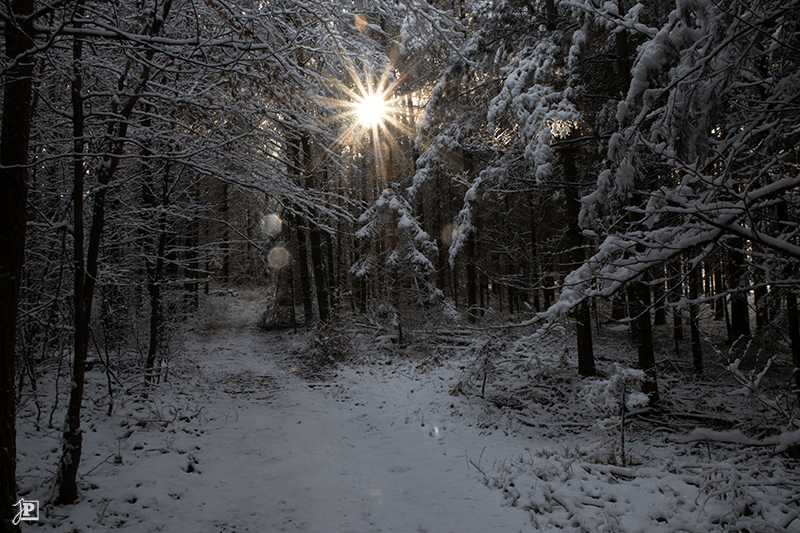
[2, 0, 799, 531]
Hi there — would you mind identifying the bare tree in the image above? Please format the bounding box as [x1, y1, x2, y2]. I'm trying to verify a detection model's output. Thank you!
[0, 0, 35, 528]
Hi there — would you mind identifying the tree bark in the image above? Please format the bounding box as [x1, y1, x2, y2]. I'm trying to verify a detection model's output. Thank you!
[562, 150, 595, 376]
[221, 181, 230, 285]
[54, 17, 88, 506]
[788, 291, 800, 395]
[466, 233, 478, 323]
[652, 265, 667, 326]
[689, 265, 703, 375]
[544, 0, 557, 30]
[727, 245, 751, 340]
[529, 209, 541, 312]
[0, 0, 35, 529]
[713, 261, 725, 320]
[305, 142, 329, 322]
[667, 258, 683, 342]
[144, 163, 172, 387]
[633, 280, 659, 404]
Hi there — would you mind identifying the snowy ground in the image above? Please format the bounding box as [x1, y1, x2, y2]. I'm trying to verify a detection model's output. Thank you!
[17, 290, 800, 532]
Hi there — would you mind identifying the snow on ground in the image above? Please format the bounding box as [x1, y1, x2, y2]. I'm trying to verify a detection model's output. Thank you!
[17, 290, 800, 532]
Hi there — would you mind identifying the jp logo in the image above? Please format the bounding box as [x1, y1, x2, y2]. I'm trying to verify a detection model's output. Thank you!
[12, 498, 39, 525]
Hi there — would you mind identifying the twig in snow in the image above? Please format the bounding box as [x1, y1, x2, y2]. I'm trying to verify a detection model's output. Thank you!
[468, 446, 487, 475]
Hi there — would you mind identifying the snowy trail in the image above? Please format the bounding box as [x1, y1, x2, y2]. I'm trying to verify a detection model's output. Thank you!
[26, 297, 531, 533]
[157, 322, 532, 533]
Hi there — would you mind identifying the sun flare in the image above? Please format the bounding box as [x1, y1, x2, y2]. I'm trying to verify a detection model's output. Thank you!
[357, 92, 388, 127]
[313, 51, 422, 182]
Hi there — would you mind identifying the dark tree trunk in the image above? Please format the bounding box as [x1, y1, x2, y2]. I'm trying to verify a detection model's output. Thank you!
[777, 202, 800, 396]
[308, 219, 328, 322]
[544, 275, 554, 309]
[466, 233, 478, 323]
[221, 181, 230, 285]
[562, 151, 594, 376]
[653, 265, 667, 326]
[626, 284, 638, 341]
[284, 135, 314, 324]
[506, 262, 516, 314]
[667, 258, 683, 342]
[713, 261, 725, 320]
[479, 272, 486, 316]
[306, 145, 329, 322]
[727, 245, 751, 340]
[326, 229, 336, 309]
[0, 0, 35, 528]
[529, 210, 541, 312]
[633, 280, 659, 404]
[145, 163, 171, 386]
[184, 207, 200, 309]
[575, 300, 595, 376]
[788, 291, 800, 395]
[689, 265, 703, 375]
[293, 219, 314, 328]
[544, 0, 557, 30]
[54, 22, 89, 506]
[611, 293, 626, 321]
[754, 282, 768, 331]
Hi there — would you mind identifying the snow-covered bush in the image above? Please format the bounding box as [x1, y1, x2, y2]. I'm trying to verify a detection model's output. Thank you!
[457, 335, 507, 398]
[306, 314, 354, 365]
[581, 365, 650, 466]
[581, 365, 649, 425]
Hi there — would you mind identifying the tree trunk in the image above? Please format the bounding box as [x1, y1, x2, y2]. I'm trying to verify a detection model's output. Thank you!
[544, 0, 557, 30]
[652, 265, 667, 326]
[689, 265, 703, 375]
[54, 22, 89, 506]
[754, 282, 768, 331]
[293, 216, 314, 328]
[788, 291, 800, 396]
[575, 300, 595, 376]
[466, 233, 478, 323]
[306, 144, 329, 322]
[55, 2, 168, 502]
[667, 258, 683, 342]
[633, 280, 659, 404]
[479, 272, 485, 316]
[221, 181, 230, 285]
[144, 163, 171, 386]
[308, 220, 329, 321]
[184, 203, 200, 309]
[326, 229, 336, 310]
[0, 0, 35, 528]
[727, 245, 750, 340]
[529, 209, 541, 312]
[713, 261, 725, 320]
[777, 202, 800, 396]
[562, 150, 595, 376]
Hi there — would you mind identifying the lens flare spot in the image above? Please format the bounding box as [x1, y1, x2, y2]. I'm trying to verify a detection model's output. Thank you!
[260, 214, 283, 237]
[440, 224, 460, 247]
[268, 247, 290, 269]
[355, 13, 368, 32]
[423, 424, 444, 439]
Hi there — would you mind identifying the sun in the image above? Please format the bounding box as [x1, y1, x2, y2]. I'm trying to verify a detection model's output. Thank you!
[357, 92, 388, 127]
[313, 51, 421, 182]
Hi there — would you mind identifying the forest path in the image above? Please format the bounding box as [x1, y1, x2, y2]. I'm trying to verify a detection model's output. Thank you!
[134, 294, 533, 533]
